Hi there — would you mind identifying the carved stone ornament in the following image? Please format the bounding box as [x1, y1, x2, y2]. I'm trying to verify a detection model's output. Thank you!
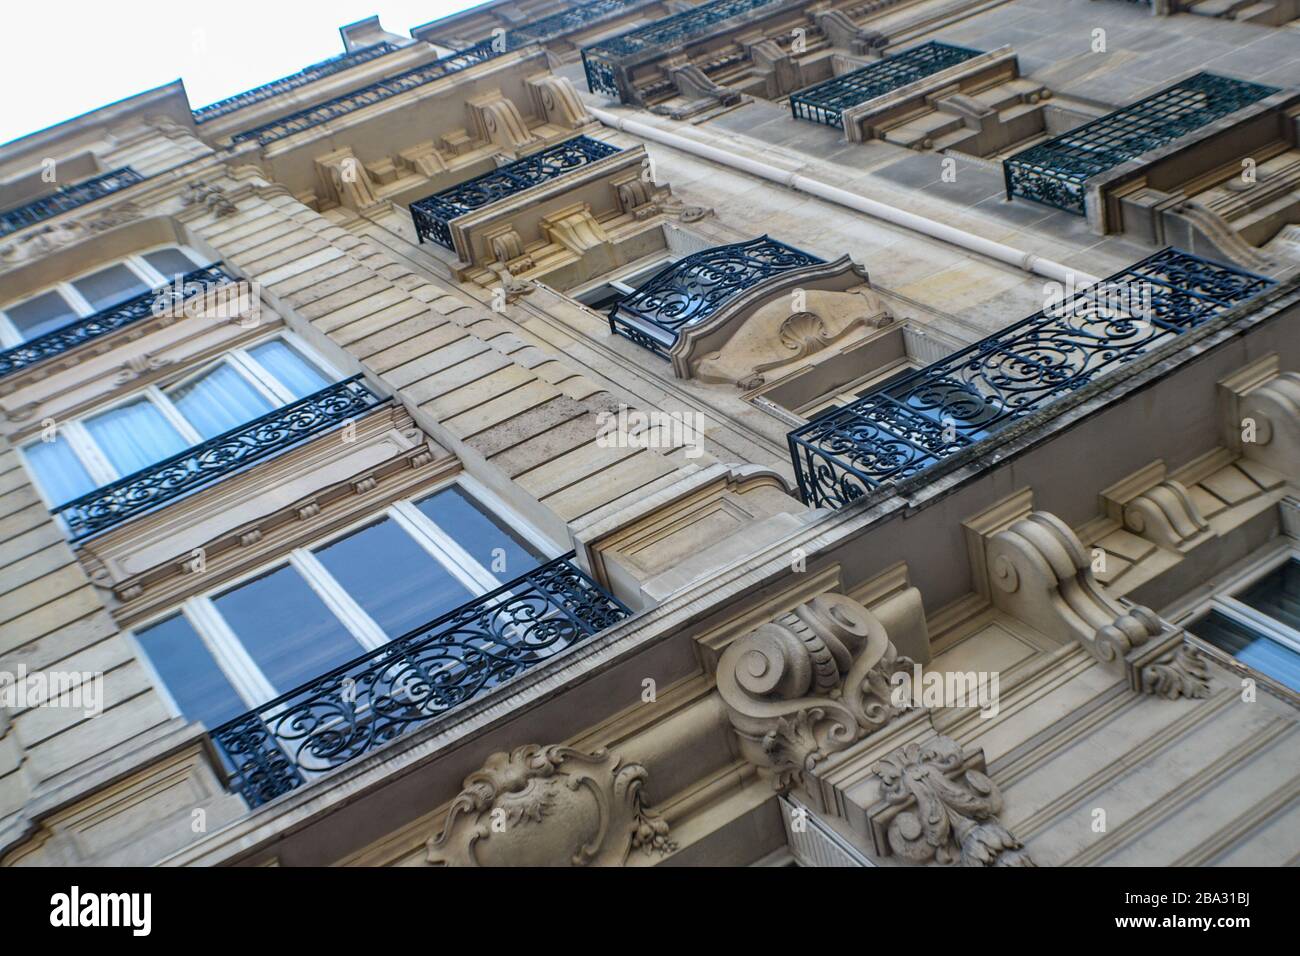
[984, 510, 1211, 699]
[0, 203, 142, 269]
[1141, 643, 1212, 700]
[426, 745, 675, 866]
[180, 181, 237, 217]
[872, 735, 1035, 867]
[717, 592, 913, 792]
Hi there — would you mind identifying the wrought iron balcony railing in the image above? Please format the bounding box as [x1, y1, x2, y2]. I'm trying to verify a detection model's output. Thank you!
[191, 41, 400, 124]
[495, 0, 655, 50]
[790, 42, 983, 129]
[210, 553, 631, 807]
[0, 265, 234, 379]
[53, 376, 381, 540]
[1004, 72, 1279, 215]
[788, 248, 1275, 509]
[608, 236, 823, 357]
[230, 40, 501, 146]
[410, 136, 621, 248]
[582, 0, 786, 101]
[0, 167, 144, 238]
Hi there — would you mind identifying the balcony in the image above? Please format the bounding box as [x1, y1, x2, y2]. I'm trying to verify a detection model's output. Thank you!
[53, 376, 381, 540]
[410, 135, 621, 249]
[191, 41, 401, 124]
[789, 41, 983, 129]
[1004, 72, 1280, 215]
[230, 41, 501, 146]
[0, 167, 144, 238]
[608, 236, 823, 358]
[582, 0, 787, 102]
[0, 264, 234, 378]
[497, 0, 655, 50]
[787, 248, 1276, 509]
[210, 552, 631, 807]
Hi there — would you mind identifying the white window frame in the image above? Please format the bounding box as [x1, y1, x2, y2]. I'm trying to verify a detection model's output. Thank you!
[17, 329, 341, 510]
[129, 473, 560, 721]
[572, 254, 677, 309]
[0, 244, 207, 348]
[1168, 542, 1300, 692]
[793, 358, 921, 420]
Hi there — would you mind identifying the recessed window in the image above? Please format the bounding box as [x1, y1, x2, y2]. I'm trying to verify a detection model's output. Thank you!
[0, 246, 203, 348]
[575, 257, 676, 312]
[20, 333, 338, 508]
[131, 480, 549, 728]
[1187, 557, 1300, 693]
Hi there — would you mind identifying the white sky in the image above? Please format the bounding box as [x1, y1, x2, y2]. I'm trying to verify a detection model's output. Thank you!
[1, 0, 482, 144]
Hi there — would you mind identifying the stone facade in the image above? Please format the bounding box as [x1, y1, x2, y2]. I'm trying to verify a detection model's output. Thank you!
[0, 0, 1298, 868]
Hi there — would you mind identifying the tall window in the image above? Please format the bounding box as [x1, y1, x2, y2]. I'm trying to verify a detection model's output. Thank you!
[20, 333, 336, 507]
[0, 246, 205, 347]
[130, 479, 549, 728]
[574, 256, 676, 311]
[1185, 551, 1300, 694]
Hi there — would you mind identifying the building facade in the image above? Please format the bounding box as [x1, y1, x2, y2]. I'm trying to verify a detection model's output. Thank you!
[0, 0, 1298, 867]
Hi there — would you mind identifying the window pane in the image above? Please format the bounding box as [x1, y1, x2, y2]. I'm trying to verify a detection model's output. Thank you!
[168, 363, 275, 440]
[6, 289, 79, 340]
[213, 564, 365, 694]
[83, 399, 189, 476]
[23, 435, 96, 505]
[141, 248, 199, 280]
[313, 516, 474, 639]
[576, 285, 623, 310]
[1238, 560, 1300, 632]
[72, 263, 151, 312]
[1191, 609, 1300, 692]
[135, 614, 247, 729]
[415, 485, 543, 584]
[247, 339, 329, 399]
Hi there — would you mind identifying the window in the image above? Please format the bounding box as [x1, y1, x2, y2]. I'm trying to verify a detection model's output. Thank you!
[1186, 555, 1300, 693]
[798, 361, 920, 419]
[130, 478, 550, 729]
[19, 333, 336, 508]
[574, 257, 676, 312]
[0, 246, 203, 348]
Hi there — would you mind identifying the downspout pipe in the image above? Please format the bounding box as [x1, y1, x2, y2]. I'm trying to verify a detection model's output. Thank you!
[590, 106, 1099, 287]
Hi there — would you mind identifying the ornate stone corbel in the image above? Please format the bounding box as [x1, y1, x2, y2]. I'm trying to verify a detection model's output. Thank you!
[814, 10, 888, 55]
[871, 735, 1034, 867]
[466, 91, 538, 151]
[716, 592, 913, 792]
[426, 745, 674, 866]
[526, 74, 593, 129]
[1237, 370, 1300, 480]
[1102, 463, 1212, 553]
[314, 148, 380, 212]
[982, 509, 1210, 698]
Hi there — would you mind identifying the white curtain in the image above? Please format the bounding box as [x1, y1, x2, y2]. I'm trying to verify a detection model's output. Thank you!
[169, 363, 275, 440]
[249, 339, 329, 399]
[24, 435, 96, 505]
[83, 400, 189, 476]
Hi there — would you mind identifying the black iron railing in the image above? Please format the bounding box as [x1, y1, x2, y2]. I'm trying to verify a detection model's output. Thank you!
[53, 376, 381, 540]
[410, 136, 621, 248]
[788, 248, 1276, 508]
[1004, 72, 1279, 215]
[192, 42, 401, 124]
[0, 167, 144, 237]
[494, 0, 655, 50]
[790, 42, 983, 129]
[582, 0, 786, 101]
[0, 265, 234, 378]
[609, 236, 823, 357]
[230, 40, 501, 146]
[210, 553, 631, 807]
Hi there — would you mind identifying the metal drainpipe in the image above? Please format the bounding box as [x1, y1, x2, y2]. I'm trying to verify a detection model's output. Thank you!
[589, 106, 1100, 287]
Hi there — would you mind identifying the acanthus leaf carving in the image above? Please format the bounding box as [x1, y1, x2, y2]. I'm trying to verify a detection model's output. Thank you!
[426, 745, 674, 867]
[1141, 643, 1212, 700]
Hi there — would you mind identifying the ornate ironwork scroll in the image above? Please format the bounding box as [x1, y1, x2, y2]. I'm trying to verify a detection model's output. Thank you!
[410, 136, 621, 248]
[53, 376, 381, 539]
[1004, 72, 1278, 215]
[608, 236, 823, 357]
[210, 554, 631, 807]
[0, 167, 144, 237]
[788, 248, 1275, 508]
[192, 42, 400, 124]
[790, 42, 982, 129]
[497, 0, 654, 51]
[0, 265, 233, 378]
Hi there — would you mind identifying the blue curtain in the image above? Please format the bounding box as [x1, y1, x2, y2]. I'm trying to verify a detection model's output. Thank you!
[24, 434, 97, 505]
[248, 339, 329, 400]
[169, 363, 275, 440]
[83, 399, 189, 477]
